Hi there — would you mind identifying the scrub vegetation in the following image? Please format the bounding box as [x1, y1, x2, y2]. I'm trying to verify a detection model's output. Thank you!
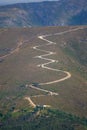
[0, 26, 87, 129]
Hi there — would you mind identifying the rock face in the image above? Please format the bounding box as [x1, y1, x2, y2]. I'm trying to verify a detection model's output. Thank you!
[0, 0, 87, 27]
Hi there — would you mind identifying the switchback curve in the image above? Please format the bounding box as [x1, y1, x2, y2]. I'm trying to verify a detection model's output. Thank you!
[25, 27, 85, 107]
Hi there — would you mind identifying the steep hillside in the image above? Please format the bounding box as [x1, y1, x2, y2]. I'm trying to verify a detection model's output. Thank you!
[0, 0, 87, 27]
[0, 26, 87, 129]
[0, 26, 87, 119]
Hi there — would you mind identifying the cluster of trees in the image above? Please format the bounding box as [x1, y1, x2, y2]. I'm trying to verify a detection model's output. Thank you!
[0, 108, 87, 130]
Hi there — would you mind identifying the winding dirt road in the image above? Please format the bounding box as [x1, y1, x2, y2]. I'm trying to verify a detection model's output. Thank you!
[34, 35, 71, 85]
[25, 27, 85, 107]
[0, 27, 85, 107]
[33, 27, 84, 85]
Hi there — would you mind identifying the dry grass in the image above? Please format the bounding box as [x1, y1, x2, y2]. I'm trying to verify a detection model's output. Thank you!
[0, 26, 87, 117]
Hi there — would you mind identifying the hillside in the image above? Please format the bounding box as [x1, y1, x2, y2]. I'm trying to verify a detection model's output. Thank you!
[0, 0, 87, 27]
[0, 26, 87, 129]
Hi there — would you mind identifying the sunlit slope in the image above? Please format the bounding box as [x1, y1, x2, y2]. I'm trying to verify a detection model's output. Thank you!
[0, 26, 87, 117]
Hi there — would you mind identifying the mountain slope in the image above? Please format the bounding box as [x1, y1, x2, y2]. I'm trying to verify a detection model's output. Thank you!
[0, 0, 87, 27]
[0, 26, 87, 129]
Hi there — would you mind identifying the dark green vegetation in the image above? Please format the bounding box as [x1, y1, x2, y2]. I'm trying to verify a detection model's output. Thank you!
[0, 108, 87, 130]
[0, 26, 87, 129]
[0, 0, 87, 27]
